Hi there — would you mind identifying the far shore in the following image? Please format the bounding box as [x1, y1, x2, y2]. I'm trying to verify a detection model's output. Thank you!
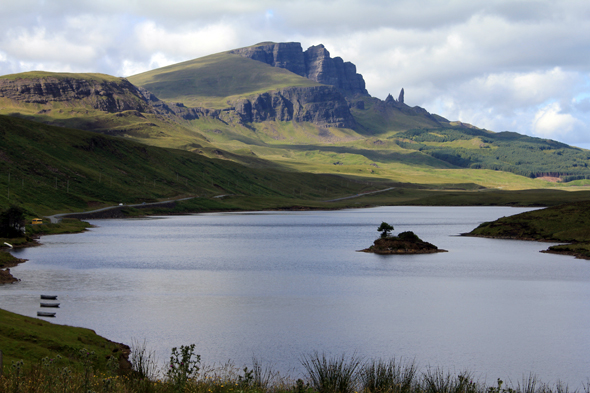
[461, 233, 590, 260]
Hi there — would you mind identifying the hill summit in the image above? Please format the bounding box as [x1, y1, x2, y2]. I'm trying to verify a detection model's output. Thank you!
[231, 42, 368, 96]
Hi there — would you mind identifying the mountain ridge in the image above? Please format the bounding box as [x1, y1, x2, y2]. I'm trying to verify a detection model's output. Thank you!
[1, 42, 590, 190]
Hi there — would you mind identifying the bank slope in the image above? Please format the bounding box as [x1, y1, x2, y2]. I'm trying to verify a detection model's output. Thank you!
[467, 200, 590, 258]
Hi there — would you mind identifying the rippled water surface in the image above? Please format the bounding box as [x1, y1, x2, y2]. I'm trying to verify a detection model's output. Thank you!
[2, 206, 589, 385]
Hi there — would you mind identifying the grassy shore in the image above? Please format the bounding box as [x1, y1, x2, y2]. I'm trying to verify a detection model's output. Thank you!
[1, 340, 587, 393]
[0, 308, 130, 378]
[466, 199, 590, 259]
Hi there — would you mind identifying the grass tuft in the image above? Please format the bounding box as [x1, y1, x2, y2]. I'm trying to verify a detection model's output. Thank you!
[300, 352, 363, 393]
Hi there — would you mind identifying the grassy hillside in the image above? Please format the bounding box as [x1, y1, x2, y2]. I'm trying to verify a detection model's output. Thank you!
[0, 307, 128, 376]
[0, 115, 381, 216]
[128, 51, 322, 109]
[467, 200, 590, 258]
[0, 71, 121, 82]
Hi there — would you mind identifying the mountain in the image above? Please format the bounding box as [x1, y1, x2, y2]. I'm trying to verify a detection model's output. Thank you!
[1, 42, 590, 191]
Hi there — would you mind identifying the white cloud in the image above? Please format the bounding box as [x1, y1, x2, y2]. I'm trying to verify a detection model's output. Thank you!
[4, 27, 97, 64]
[119, 53, 180, 77]
[133, 21, 239, 61]
[532, 102, 581, 139]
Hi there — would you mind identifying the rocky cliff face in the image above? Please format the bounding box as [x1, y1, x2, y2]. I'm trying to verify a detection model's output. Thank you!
[231, 42, 368, 97]
[303, 45, 367, 96]
[231, 42, 307, 77]
[0, 76, 221, 122]
[0, 76, 152, 113]
[233, 85, 356, 128]
[0, 74, 353, 129]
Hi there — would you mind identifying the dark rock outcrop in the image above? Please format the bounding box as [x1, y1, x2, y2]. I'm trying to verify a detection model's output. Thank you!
[233, 85, 356, 128]
[231, 42, 368, 97]
[0, 76, 151, 113]
[379, 90, 440, 122]
[0, 76, 224, 123]
[135, 86, 219, 121]
[231, 42, 307, 77]
[303, 44, 368, 96]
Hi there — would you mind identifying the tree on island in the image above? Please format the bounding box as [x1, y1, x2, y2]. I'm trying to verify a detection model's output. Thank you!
[378, 222, 394, 238]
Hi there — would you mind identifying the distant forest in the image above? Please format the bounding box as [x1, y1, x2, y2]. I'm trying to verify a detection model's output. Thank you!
[392, 127, 590, 182]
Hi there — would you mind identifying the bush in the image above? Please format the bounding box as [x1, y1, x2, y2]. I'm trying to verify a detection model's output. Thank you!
[398, 231, 421, 242]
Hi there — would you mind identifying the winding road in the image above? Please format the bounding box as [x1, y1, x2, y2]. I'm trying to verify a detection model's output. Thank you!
[46, 197, 195, 223]
[323, 187, 395, 202]
[45, 188, 396, 223]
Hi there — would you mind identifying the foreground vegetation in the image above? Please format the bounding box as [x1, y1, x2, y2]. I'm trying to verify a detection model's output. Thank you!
[1, 343, 588, 393]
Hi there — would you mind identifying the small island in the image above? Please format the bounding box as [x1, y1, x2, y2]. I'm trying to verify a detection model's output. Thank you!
[360, 222, 447, 254]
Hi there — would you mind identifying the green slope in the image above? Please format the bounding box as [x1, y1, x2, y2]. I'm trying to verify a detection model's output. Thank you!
[0, 115, 379, 216]
[467, 199, 590, 258]
[0, 307, 127, 375]
[128, 51, 322, 109]
[0, 71, 120, 82]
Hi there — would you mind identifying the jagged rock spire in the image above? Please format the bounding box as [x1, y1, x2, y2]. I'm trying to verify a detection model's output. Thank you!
[385, 93, 395, 104]
[398, 88, 404, 104]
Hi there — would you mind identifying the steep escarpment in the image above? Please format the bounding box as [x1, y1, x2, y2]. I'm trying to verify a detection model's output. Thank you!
[0, 73, 224, 123]
[0, 73, 151, 113]
[231, 42, 368, 96]
[233, 85, 356, 128]
[303, 44, 367, 96]
[231, 42, 307, 77]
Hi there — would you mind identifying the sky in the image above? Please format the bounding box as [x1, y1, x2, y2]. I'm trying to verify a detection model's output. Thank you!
[1, 0, 590, 148]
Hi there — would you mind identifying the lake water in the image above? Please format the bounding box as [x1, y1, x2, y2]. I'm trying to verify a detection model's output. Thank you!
[2, 206, 589, 386]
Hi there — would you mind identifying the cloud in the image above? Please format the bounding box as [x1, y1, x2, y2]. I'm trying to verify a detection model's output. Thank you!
[133, 21, 239, 60]
[532, 102, 581, 139]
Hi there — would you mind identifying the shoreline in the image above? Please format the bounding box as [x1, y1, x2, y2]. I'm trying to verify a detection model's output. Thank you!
[462, 233, 589, 260]
[0, 252, 28, 284]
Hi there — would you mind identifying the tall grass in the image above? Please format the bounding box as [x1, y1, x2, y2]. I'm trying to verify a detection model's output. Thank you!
[1, 349, 588, 393]
[359, 358, 417, 393]
[301, 352, 363, 393]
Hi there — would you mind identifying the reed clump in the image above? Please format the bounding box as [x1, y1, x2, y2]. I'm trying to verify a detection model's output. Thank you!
[1, 347, 588, 393]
